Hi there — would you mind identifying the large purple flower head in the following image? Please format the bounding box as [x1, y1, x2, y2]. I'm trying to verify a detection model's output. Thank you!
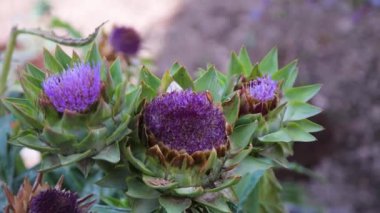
[109, 26, 141, 56]
[143, 91, 228, 155]
[29, 189, 80, 213]
[247, 75, 277, 102]
[42, 63, 101, 113]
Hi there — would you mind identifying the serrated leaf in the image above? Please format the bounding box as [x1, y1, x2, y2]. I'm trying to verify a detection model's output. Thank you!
[159, 197, 191, 213]
[109, 58, 123, 86]
[284, 84, 321, 102]
[289, 119, 324, 133]
[272, 60, 298, 90]
[43, 48, 64, 73]
[258, 129, 291, 142]
[58, 150, 93, 166]
[259, 47, 278, 75]
[26, 64, 45, 80]
[284, 101, 322, 121]
[55, 45, 72, 69]
[92, 142, 120, 163]
[173, 187, 204, 197]
[141, 81, 157, 102]
[195, 193, 231, 213]
[238, 46, 253, 76]
[126, 178, 160, 199]
[123, 146, 154, 176]
[284, 123, 316, 142]
[228, 52, 244, 76]
[206, 176, 241, 193]
[171, 67, 194, 90]
[85, 43, 101, 64]
[230, 121, 258, 151]
[222, 93, 240, 125]
[1, 98, 42, 129]
[194, 67, 224, 103]
[140, 66, 161, 92]
[159, 71, 173, 93]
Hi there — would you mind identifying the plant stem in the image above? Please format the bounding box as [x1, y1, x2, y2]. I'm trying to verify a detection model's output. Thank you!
[0, 26, 18, 96]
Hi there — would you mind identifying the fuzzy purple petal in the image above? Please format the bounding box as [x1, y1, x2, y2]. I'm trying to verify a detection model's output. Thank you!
[144, 91, 227, 154]
[42, 63, 101, 113]
[248, 76, 277, 102]
[29, 189, 80, 213]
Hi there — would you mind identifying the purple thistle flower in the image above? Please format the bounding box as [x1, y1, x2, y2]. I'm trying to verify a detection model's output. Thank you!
[109, 26, 141, 56]
[42, 63, 101, 113]
[247, 76, 277, 102]
[144, 91, 227, 154]
[29, 189, 80, 213]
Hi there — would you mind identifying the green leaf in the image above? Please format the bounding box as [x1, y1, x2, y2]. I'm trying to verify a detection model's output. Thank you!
[272, 60, 298, 90]
[131, 198, 159, 213]
[195, 193, 231, 213]
[206, 176, 241, 193]
[109, 58, 123, 86]
[123, 146, 154, 176]
[259, 47, 278, 75]
[171, 67, 194, 90]
[284, 123, 316, 142]
[85, 43, 102, 64]
[284, 84, 321, 102]
[1, 98, 42, 129]
[228, 52, 244, 76]
[194, 67, 224, 103]
[284, 101, 322, 121]
[173, 187, 204, 197]
[58, 150, 93, 167]
[142, 175, 178, 190]
[238, 46, 253, 76]
[159, 197, 191, 213]
[26, 64, 45, 80]
[43, 48, 64, 73]
[55, 45, 72, 69]
[11, 132, 58, 152]
[140, 66, 161, 91]
[126, 178, 160, 199]
[258, 129, 291, 142]
[289, 119, 324, 133]
[91, 204, 131, 213]
[92, 142, 121, 163]
[222, 93, 240, 125]
[141, 81, 157, 102]
[230, 121, 258, 151]
[159, 71, 173, 93]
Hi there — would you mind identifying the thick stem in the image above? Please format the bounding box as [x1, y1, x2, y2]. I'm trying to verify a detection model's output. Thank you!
[0, 26, 18, 96]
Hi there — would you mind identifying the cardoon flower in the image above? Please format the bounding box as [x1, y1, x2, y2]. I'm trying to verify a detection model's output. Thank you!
[144, 90, 228, 155]
[2, 46, 133, 172]
[3, 173, 94, 213]
[109, 26, 141, 56]
[248, 75, 277, 102]
[42, 63, 101, 113]
[240, 75, 279, 115]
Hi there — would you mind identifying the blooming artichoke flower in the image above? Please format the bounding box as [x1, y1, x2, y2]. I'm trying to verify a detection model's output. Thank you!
[3, 173, 95, 213]
[109, 26, 141, 56]
[240, 75, 279, 115]
[42, 63, 101, 113]
[1, 45, 139, 173]
[115, 65, 254, 213]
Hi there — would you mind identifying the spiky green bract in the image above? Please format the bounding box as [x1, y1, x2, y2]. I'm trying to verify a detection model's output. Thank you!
[113, 64, 254, 213]
[1, 44, 139, 174]
[226, 46, 323, 212]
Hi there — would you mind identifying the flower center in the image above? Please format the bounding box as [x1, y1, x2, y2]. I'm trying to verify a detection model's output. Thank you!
[42, 63, 101, 113]
[247, 76, 277, 102]
[29, 189, 79, 213]
[144, 91, 227, 154]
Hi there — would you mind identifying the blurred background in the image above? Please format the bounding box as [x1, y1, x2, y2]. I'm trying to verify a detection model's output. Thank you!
[0, 0, 379, 212]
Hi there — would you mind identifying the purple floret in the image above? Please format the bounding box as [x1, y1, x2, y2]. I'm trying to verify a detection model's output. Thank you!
[29, 189, 80, 213]
[109, 26, 141, 56]
[144, 91, 227, 154]
[42, 63, 101, 113]
[248, 76, 277, 102]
